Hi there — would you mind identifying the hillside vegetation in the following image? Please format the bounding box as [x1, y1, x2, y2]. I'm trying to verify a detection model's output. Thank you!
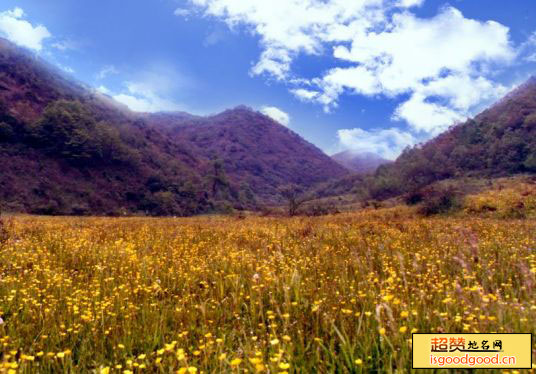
[0, 37, 347, 216]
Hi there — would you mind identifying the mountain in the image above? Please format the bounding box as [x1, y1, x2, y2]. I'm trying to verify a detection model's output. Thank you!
[0, 37, 347, 215]
[361, 76, 536, 200]
[331, 151, 391, 174]
[151, 107, 349, 202]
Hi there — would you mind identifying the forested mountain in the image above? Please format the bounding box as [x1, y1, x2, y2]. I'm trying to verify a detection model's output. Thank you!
[154, 107, 348, 201]
[360, 77, 536, 200]
[0, 37, 347, 215]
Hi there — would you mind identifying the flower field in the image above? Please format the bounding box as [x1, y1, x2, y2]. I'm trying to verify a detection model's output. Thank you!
[0, 211, 535, 373]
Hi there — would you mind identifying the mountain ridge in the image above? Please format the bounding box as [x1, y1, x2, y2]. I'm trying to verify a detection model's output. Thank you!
[0, 37, 348, 215]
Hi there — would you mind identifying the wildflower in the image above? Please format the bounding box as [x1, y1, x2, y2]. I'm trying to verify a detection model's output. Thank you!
[355, 359, 363, 365]
[230, 358, 242, 366]
[379, 327, 386, 336]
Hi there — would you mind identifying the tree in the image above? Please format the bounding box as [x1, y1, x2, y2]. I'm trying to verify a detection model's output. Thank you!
[279, 184, 312, 216]
[209, 159, 231, 199]
[28, 100, 135, 165]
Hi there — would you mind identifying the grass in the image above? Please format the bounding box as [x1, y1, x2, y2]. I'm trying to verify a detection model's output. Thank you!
[0, 206, 535, 373]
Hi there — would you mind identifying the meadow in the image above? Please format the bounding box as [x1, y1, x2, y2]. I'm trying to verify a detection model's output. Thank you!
[0, 206, 535, 373]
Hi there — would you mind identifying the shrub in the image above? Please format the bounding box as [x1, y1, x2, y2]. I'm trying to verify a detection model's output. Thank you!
[302, 202, 340, 216]
[417, 185, 462, 216]
[0, 215, 9, 244]
[404, 189, 423, 205]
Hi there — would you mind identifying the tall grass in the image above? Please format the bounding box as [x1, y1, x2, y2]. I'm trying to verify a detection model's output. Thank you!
[0, 211, 534, 373]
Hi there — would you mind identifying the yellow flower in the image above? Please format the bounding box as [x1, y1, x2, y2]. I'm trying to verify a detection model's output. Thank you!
[399, 326, 408, 333]
[230, 358, 242, 366]
[379, 327, 386, 336]
[270, 338, 280, 345]
[279, 362, 290, 369]
[219, 353, 227, 361]
[187, 367, 197, 374]
[355, 359, 363, 365]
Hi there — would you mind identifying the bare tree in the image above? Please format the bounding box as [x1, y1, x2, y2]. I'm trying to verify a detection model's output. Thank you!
[279, 184, 313, 216]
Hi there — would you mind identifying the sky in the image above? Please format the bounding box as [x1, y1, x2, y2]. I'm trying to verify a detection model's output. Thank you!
[1, 0, 536, 159]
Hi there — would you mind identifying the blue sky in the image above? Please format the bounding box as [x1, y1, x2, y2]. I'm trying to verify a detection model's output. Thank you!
[1, 0, 536, 158]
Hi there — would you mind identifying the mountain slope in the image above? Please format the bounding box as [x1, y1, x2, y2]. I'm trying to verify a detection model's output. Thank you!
[363, 76, 536, 200]
[0, 37, 347, 214]
[331, 151, 391, 174]
[152, 107, 349, 202]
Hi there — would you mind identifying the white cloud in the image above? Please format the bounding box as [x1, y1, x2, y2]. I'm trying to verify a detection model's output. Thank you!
[261, 106, 290, 126]
[59, 65, 75, 74]
[396, 0, 424, 7]
[96, 85, 111, 95]
[190, 0, 388, 80]
[100, 65, 187, 113]
[51, 39, 78, 51]
[337, 127, 416, 160]
[96, 65, 119, 80]
[393, 94, 464, 134]
[291, 88, 320, 101]
[113, 82, 183, 112]
[322, 8, 513, 98]
[174, 8, 191, 17]
[521, 32, 536, 62]
[0, 7, 51, 51]
[187, 0, 517, 157]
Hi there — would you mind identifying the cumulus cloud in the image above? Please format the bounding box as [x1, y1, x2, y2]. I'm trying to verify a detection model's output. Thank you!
[337, 127, 416, 160]
[0, 7, 51, 51]
[261, 106, 290, 126]
[187, 0, 517, 157]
